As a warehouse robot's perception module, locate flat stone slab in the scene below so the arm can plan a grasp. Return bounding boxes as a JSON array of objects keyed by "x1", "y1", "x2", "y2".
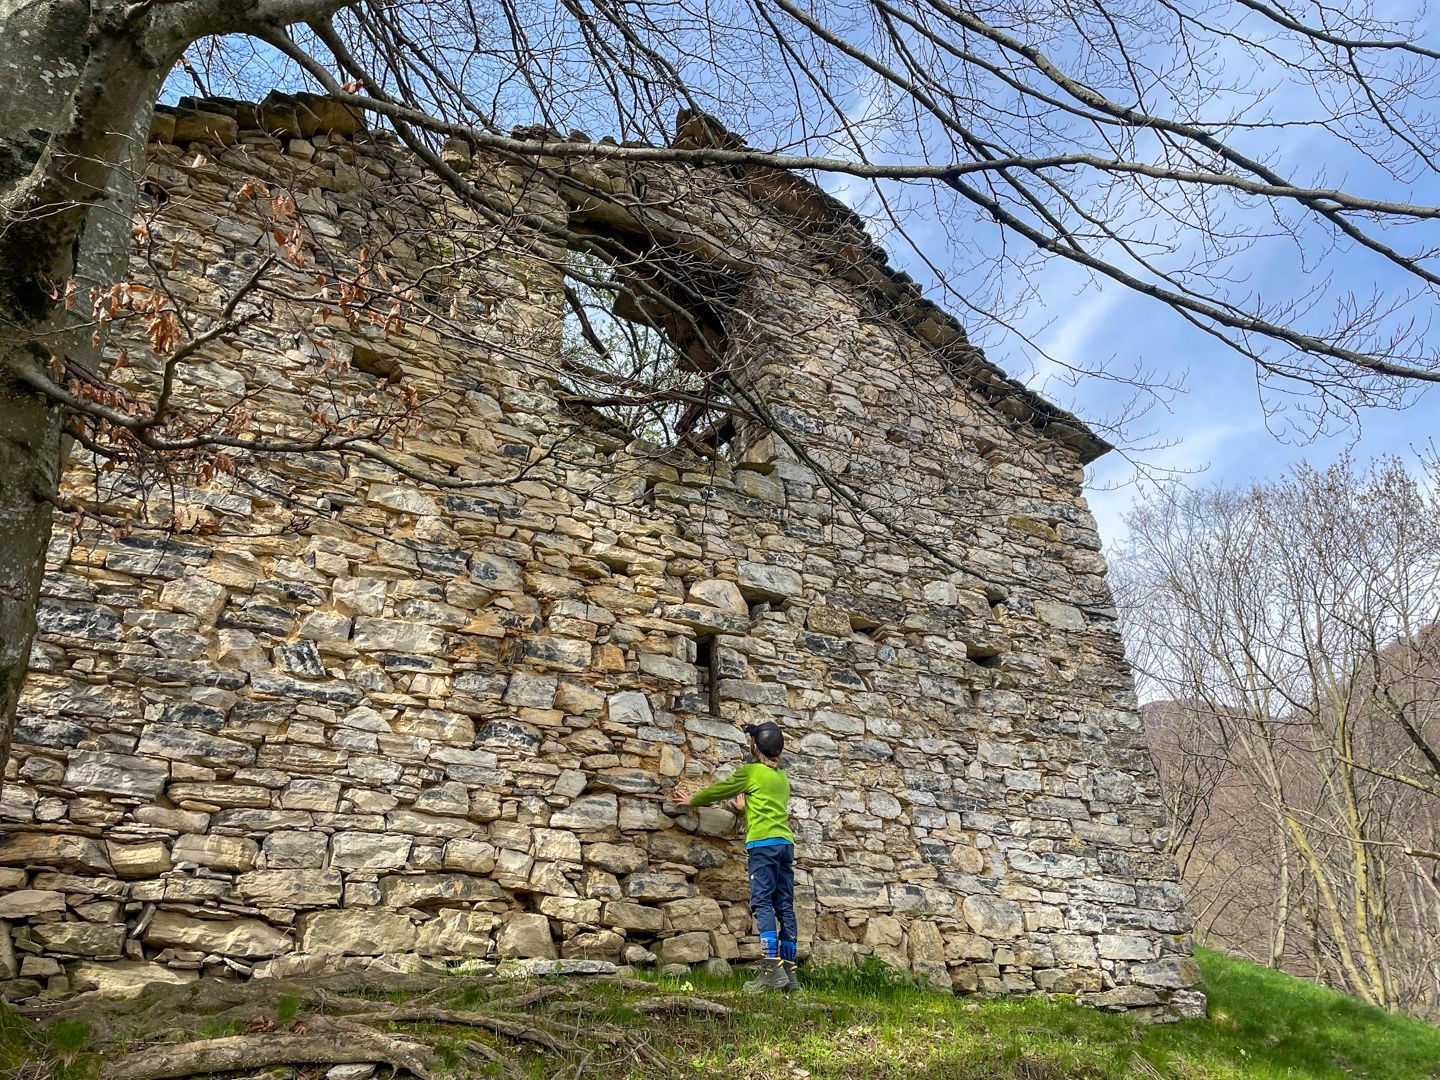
[{"x1": 497, "y1": 958, "x2": 618, "y2": 979}]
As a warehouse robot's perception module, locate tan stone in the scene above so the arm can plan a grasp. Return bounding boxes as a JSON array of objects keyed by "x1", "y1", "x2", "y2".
[
  {"x1": 145, "y1": 911, "x2": 292, "y2": 959},
  {"x1": 70, "y1": 961, "x2": 198, "y2": 997},
  {"x1": 172, "y1": 834, "x2": 259, "y2": 873},
  {"x1": 301, "y1": 910, "x2": 416, "y2": 956},
  {"x1": 496, "y1": 912, "x2": 556, "y2": 959},
  {"x1": 107, "y1": 840, "x2": 173, "y2": 879}
]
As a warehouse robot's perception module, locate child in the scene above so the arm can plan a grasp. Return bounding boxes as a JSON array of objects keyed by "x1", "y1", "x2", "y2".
[{"x1": 670, "y1": 721, "x2": 797, "y2": 992}]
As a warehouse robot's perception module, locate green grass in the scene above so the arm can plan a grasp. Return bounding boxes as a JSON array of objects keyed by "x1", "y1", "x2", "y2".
[
  {"x1": 581, "y1": 949, "x2": 1440, "y2": 1079},
  {"x1": 3, "y1": 948, "x2": 1438, "y2": 1079}
]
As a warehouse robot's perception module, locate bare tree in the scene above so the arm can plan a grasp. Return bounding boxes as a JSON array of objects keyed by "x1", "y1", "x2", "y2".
[
  {"x1": 1117, "y1": 456, "x2": 1440, "y2": 1016},
  {"x1": 6, "y1": 0, "x2": 1440, "y2": 764}
]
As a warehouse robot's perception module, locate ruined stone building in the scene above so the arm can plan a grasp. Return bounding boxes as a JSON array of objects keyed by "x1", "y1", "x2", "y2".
[{"x1": 0, "y1": 94, "x2": 1203, "y2": 1019}]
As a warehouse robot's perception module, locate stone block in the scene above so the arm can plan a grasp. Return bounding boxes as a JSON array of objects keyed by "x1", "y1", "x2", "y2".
[
  {"x1": 415, "y1": 910, "x2": 495, "y2": 955},
  {"x1": 606, "y1": 691, "x2": 654, "y2": 727},
  {"x1": 145, "y1": 911, "x2": 292, "y2": 958},
  {"x1": 264, "y1": 831, "x2": 328, "y2": 869},
  {"x1": 159, "y1": 577, "x2": 227, "y2": 625},
  {"x1": 302, "y1": 910, "x2": 416, "y2": 956},
  {"x1": 962, "y1": 895, "x2": 1023, "y2": 939},
  {"x1": 686, "y1": 579, "x2": 748, "y2": 613},
  {"x1": 0, "y1": 832, "x2": 112, "y2": 873},
  {"x1": 172, "y1": 833, "x2": 259, "y2": 873},
  {"x1": 63, "y1": 752, "x2": 167, "y2": 798},
  {"x1": 737, "y1": 562, "x2": 802, "y2": 600},
  {"x1": 1129, "y1": 955, "x2": 1202, "y2": 989},
  {"x1": 1097, "y1": 934, "x2": 1156, "y2": 961},
  {"x1": 495, "y1": 912, "x2": 556, "y2": 959},
  {"x1": 237, "y1": 870, "x2": 344, "y2": 907},
  {"x1": 602, "y1": 901, "x2": 664, "y2": 932},
  {"x1": 107, "y1": 840, "x2": 173, "y2": 879},
  {"x1": 663, "y1": 896, "x2": 724, "y2": 932},
  {"x1": 658, "y1": 931, "x2": 711, "y2": 964},
  {"x1": 331, "y1": 832, "x2": 413, "y2": 870},
  {"x1": 353, "y1": 618, "x2": 445, "y2": 654},
  {"x1": 0, "y1": 890, "x2": 64, "y2": 918},
  {"x1": 806, "y1": 605, "x2": 851, "y2": 637},
  {"x1": 69, "y1": 961, "x2": 197, "y2": 997},
  {"x1": 137, "y1": 726, "x2": 256, "y2": 769},
  {"x1": 585, "y1": 843, "x2": 647, "y2": 875},
  {"x1": 539, "y1": 896, "x2": 603, "y2": 923},
  {"x1": 281, "y1": 779, "x2": 342, "y2": 812},
  {"x1": 442, "y1": 840, "x2": 497, "y2": 874},
  {"x1": 550, "y1": 794, "x2": 618, "y2": 831},
  {"x1": 378, "y1": 873, "x2": 505, "y2": 907},
  {"x1": 813, "y1": 868, "x2": 888, "y2": 909},
  {"x1": 624, "y1": 871, "x2": 692, "y2": 902}
]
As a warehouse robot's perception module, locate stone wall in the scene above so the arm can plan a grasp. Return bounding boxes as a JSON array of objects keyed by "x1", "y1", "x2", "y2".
[{"x1": 0, "y1": 95, "x2": 1203, "y2": 1019}]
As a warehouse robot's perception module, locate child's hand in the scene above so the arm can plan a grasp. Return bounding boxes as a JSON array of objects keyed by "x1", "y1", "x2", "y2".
[
  {"x1": 664, "y1": 784, "x2": 694, "y2": 810},
  {"x1": 731, "y1": 794, "x2": 746, "y2": 813}
]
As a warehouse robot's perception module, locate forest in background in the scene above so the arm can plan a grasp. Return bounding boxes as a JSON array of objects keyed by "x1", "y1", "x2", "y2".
[{"x1": 1116, "y1": 454, "x2": 1440, "y2": 1019}]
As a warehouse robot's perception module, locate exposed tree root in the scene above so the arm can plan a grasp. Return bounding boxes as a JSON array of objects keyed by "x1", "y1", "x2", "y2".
[
  {"x1": 632, "y1": 994, "x2": 732, "y2": 1016},
  {"x1": 28, "y1": 969, "x2": 702, "y2": 1079},
  {"x1": 101, "y1": 1031, "x2": 435, "y2": 1080},
  {"x1": 338, "y1": 1005, "x2": 576, "y2": 1052},
  {"x1": 484, "y1": 983, "x2": 568, "y2": 1010}
]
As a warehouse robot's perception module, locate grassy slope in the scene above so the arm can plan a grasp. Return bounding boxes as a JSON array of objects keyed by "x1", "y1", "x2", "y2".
[{"x1": 3, "y1": 948, "x2": 1439, "y2": 1079}]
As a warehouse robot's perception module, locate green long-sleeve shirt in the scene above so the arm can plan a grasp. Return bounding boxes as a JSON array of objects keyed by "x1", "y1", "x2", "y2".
[{"x1": 689, "y1": 761, "x2": 794, "y2": 846}]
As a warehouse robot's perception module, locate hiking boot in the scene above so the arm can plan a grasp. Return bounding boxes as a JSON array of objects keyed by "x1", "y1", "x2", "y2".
[
  {"x1": 781, "y1": 959, "x2": 800, "y2": 992},
  {"x1": 743, "y1": 958, "x2": 792, "y2": 993}
]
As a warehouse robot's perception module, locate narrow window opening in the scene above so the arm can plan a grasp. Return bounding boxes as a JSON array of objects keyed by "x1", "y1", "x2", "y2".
[{"x1": 695, "y1": 634, "x2": 722, "y2": 717}]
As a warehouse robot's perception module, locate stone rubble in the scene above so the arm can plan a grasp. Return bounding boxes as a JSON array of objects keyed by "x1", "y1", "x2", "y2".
[{"x1": 0, "y1": 92, "x2": 1202, "y2": 1020}]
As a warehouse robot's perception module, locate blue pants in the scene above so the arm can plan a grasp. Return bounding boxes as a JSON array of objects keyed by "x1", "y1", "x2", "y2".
[{"x1": 747, "y1": 842, "x2": 796, "y2": 959}]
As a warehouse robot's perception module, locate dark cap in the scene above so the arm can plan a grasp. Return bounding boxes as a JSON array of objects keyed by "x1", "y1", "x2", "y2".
[{"x1": 743, "y1": 721, "x2": 784, "y2": 758}]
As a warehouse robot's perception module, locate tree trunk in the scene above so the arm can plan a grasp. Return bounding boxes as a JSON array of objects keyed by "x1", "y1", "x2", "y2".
[
  {"x1": 0, "y1": 1, "x2": 170, "y2": 779},
  {"x1": 0, "y1": 346, "x2": 66, "y2": 776}
]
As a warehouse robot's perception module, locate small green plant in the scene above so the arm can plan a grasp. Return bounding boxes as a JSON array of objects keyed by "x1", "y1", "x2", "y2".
[
  {"x1": 47, "y1": 1019, "x2": 91, "y2": 1054},
  {"x1": 275, "y1": 994, "x2": 300, "y2": 1024}
]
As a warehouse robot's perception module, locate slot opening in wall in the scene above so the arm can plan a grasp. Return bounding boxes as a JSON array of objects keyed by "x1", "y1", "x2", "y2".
[{"x1": 695, "y1": 633, "x2": 722, "y2": 718}]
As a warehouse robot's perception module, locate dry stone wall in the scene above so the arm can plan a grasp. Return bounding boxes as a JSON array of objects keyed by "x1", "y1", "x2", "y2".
[{"x1": 0, "y1": 94, "x2": 1203, "y2": 1019}]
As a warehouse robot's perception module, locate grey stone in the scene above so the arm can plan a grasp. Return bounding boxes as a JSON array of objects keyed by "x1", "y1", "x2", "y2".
[
  {"x1": 737, "y1": 561, "x2": 802, "y2": 600},
  {"x1": 137, "y1": 726, "x2": 256, "y2": 768},
  {"x1": 469, "y1": 553, "x2": 525, "y2": 592},
  {"x1": 264, "y1": 831, "x2": 328, "y2": 869},
  {"x1": 352, "y1": 618, "x2": 446, "y2": 654},
  {"x1": 550, "y1": 794, "x2": 618, "y2": 831},
  {"x1": 63, "y1": 752, "x2": 167, "y2": 798},
  {"x1": 607, "y1": 690, "x2": 654, "y2": 727},
  {"x1": 813, "y1": 868, "x2": 888, "y2": 908},
  {"x1": 236, "y1": 870, "x2": 343, "y2": 907},
  {"x1": 962, "y1": 895, "x2": 1024, "y2": 939}
]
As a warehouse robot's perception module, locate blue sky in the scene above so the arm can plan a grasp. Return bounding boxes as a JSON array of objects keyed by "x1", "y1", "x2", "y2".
[
  {"x1": 1028, "y1": 270, "x2": 1437, "y2": 549},
  {"x1": 806, "y1": 13, "x2": 1440, "y2": 553}
]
